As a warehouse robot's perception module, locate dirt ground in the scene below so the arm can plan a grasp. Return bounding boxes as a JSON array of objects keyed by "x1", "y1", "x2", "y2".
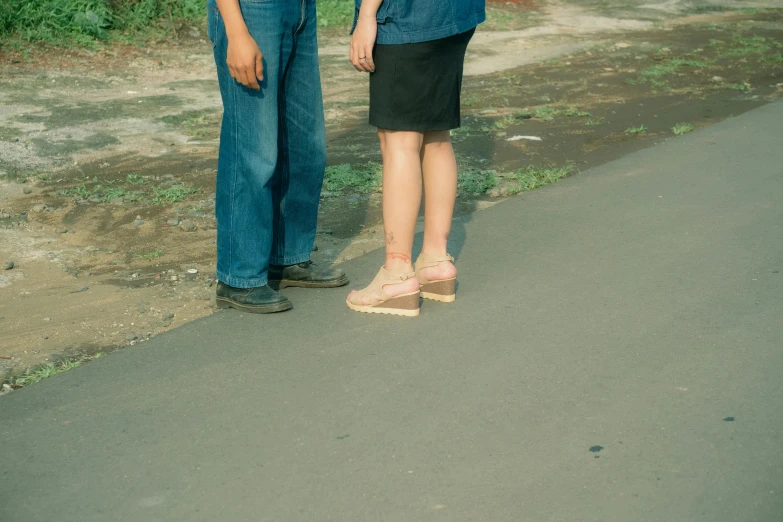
[{"x1": 1, "y1": 0, "x2": 781, "y2": 382}]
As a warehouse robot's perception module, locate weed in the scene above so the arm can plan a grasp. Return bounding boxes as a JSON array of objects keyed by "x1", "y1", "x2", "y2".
[
  {"x1": 585, "y1": 118, "x2": 605, "y2": 126},
  {"x1": 625, "y1": 125, "x2": 648, "y2": 135},
  {"x1": 534, "y1": 106, "x2": 560, "y2": 121},
  {"x1": 672, "y1": 122, "x2": 694, "y2": 135},
  {"x1": 565, "y1": 107, "x2": 591, "y2": 117},
  {"x1": 151, "y1": 184, "x2": 198, "y2": 203},
  {"x1": 507, "y1": 163, "x2": 574, "y2": 192},
  {"x1": 126, "y1": 173, "x2": 145, "y2": 185},
  {"x1": 134, "y1": 250, "x2": 164, "y2": 260},
  {"x1": 323, "y1": 162, "x2": 382, "y2": 193},
  {"x1": 641, "y1": 59, "x2": 709, "y2": 80},
  {"x1": 457, "y1": 169, "x2": 498, "y2": 195},
  {"x1": 494, "y1": 115, "x2": 517, "y2": 130},
  {"x1": 724, "y1": 34, "x2": 771, "y2": 56}
]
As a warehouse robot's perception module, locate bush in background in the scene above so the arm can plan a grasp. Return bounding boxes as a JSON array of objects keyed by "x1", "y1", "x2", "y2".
[{"x1": 0, "y1": 0, "x2": 354, "y2": 46}]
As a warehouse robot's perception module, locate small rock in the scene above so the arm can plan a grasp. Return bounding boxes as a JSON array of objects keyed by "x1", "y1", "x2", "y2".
[
  {"x1": 189, "y1": 27, "x2": 201, "y2": 38},
  {"x1": 163, "y1": 179, "x2": 181, "y2": 186},
  {"x1": 110, "y1": 197, "x2": 125, "y2": 204},
  {"x1": 163, "y1": 312, "x2": 174, "y2": 320},
  {"x1": 3, "y1": 261, "x2": 14, "y2": 270},
  {"x1": 32, "y1": 204, "x2": 49, "y2": 212},
  {"x1": 133, "y1": 215, "x2": 145, "y2": 226},
  {"x1": 167, "y1": 218, "x2": 181, "y2": 226},
  {"x1": 75, "y1": 286, "x2": 89, "y2": 292},
  {"x1": 711, "y1": 76, "x2": 723, "y2": 83},
  {"x1": 1, "y1": 383, "x2": 12, "y2": 395},
  {"x1": 67, "y1": 229, "x2": 75, "y2": 234},
  {"x1": 615, "y1": 42, "x2": 632, "y2": 49},
  {"x1": 179, "y1": 219, "x2": 197, "y2": 232},
  {"x1": 58, "y1": 228, "x2": 68, "y2": 234},
  {"x1": 23, "y1": 187, "x2": 33, "y2": 194},
  {"x1": 43, "y1": 317, "x2": 52, "y2": 322}
]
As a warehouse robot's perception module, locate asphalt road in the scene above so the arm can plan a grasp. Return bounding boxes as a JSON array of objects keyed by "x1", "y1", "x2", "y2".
[{"x1": 1, "y1": 101, "x2": 781, "y2": 522}]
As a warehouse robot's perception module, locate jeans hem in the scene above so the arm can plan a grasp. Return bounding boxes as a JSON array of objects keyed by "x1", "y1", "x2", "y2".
[
  {"x1": 269, "y1": 252, "x2": 312, "y2": 266},
  {"x1": 217, "y1": 272, "x2": 268, "y2": 289}
]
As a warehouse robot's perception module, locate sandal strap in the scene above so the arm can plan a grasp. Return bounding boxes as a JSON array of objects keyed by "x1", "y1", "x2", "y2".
[
  {"x1": 348, "y1": 266, "x2": 415, "y2": 305},
  {"x1": 414, "y1": 253, "x2": 454, "y2": 283}
]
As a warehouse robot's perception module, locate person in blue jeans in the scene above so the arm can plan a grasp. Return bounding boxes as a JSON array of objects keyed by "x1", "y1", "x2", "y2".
[
  {"x1": 345, "y1": 0, "x2": 485, "y2": 317},
  {"x1": 207, "y1": 0, "x2": 348, "y2": 314}
]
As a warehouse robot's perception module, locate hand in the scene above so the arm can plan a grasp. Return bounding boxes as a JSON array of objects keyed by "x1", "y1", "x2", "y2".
[
  {"x1": 350, "y1": 14, "x2": 377, "y2": 73},
  {"x1": 226, "y1": 31, "x2": 264, "y2": 90}
]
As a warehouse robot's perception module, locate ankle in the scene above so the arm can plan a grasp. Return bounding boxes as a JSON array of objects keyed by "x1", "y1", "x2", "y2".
[{"x1": 385, "y1": 254, "x2": 413, "y2": 274}]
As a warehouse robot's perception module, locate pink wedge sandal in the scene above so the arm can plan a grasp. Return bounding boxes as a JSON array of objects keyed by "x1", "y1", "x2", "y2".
[
  {"x1": 346, "y1": 267, "x2": 421, "y2": 317},
  {"x1": 415, "y1": 253, "x2": 457, "y2": 303}
]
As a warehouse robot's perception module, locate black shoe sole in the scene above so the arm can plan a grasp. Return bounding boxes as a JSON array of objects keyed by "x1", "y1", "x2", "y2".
[
  {"x1": 270, "y1": 275, "x2": 349, "y2": 290},
  {"x1": 215, "y1": 297, "x2": 293, "y2": 314}
]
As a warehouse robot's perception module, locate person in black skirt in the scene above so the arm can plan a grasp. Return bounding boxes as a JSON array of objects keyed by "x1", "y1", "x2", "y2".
[{"x1": 346, "y1": 0, "x2": 486, "y2": 317}]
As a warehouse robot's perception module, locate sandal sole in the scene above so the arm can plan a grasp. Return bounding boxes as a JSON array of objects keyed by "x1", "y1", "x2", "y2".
[
  {"x1": 419, "y1": 278, "x2": 456, "y2": 302},
  {"x1": 346, "y1": 291, "x2": 421, "y2": 317}
]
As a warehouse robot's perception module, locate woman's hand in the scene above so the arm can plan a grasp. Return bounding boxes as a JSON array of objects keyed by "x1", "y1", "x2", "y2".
[
  {"x1": 227, "y1": 31, "x2": 264, "y2": 90},
  {"x1": 350, "y1": 14, "x2": 377, "y2": 73}
]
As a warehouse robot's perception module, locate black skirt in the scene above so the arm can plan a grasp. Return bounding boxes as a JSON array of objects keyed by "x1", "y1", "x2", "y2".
[{"x1": 369, "y1": 29, "x2": 475, "y2": 132}]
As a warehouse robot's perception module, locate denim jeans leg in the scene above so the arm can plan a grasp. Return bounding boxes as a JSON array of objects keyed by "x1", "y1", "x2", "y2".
[
  {"x1": 269, "y1": 0, "x2": 327, "y2": 266},
  {"x1": 210, "y1": 1, "x2": 298, "y2": 288}
]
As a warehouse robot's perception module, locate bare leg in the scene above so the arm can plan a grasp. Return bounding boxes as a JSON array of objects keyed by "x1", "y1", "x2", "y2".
[
  {"x1": 419, "y1": 130, "x2": 458, "y2": 281},
  {"x1": 348, "y1": 129, "x2": 422, "y2": 304}
]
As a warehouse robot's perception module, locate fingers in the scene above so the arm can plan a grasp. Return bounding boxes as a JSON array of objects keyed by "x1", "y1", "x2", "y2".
[
  {"x1": 255, "y1": 53, "x2": 264, "y2": 83},
  {"x1": 349, "y1": 41, "x2": 364, "y2": 72},
  {"x1": 362, "y1": 45, "x2": 375, "y2": 73},
  {"x1": 228, "y1": 63, "x2": 260, "y2": 90}
]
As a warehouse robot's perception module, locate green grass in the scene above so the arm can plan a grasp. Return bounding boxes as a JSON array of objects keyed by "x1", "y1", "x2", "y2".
[
  {"x1": 493, "y1": 115, "x2": 517, "y2": 130},
  {"x1": 504, "y1": 163, "x2": 574, "y2": 194},
  {"x1": 126, "y1": 173, "x2": 145, "y2": 185},
  {"x1": 151, "y1": 184, "x2": 199, "y2": 204},
  {"x1": 585, "y1": 117, "x2": 605, "y2": 126},
  {"x1": 640, "y1": 59, "x2": 710, "y2": 80},
  {"x1": 4, "y1": 353, "x2": 105, "y2": 389},
  {"x1": 60, "y1": 176, "x2": 197, "y2": 204},
  {"x1": 565, "y1": 107, "x2": 591, "y2": 118},
  {"x1": 458, "y1": 169, "x2": 499, "y2": 195},
  {"x1": 134, "y1": 250, "x2": 164, "y2": 260},
  {"x1": 672, "y1": 122, "x2": 694, "y2": 135},
  {"x1": 533, "y1": 105, "x2": 561, "y2": 122},
  {"x1": 1, "y1": 0, "x2": 205, "y2": 45},
  {"x1": 323, "y1": 162, "x2": 382, "y2": 193},
  {"x1": 625, "y1": 125, "x2": 648, "y2": 135},
  {"x1": 316, "y1": 0, "x2": 353, "y2": 28},
  {"x1": 725, "y1": 82, "x2": 751, "y2": 91}
]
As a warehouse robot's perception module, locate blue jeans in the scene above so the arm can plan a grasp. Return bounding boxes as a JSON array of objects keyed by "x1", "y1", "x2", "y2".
[{"x1": 207, "y1": 0, "x2": 326, "y2": 288}]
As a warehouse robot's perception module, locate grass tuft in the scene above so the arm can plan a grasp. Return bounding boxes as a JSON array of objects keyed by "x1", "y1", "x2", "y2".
[
  {"x1": 625, "y1": 125, "x2": 648, "y2": 135},
  {"x1": 672, "y1": 122, "x2": 694, "y2": 135},
  {"x1": 323, "y1": 162, "x2": 382, "y2": 193}
]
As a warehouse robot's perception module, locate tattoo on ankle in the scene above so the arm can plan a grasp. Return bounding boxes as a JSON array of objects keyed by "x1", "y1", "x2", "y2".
[
  {"x1": 386, "y1": 252, "x2": 411, "y2": 263},
  {"x1": 386, "y1": 232, "x2": 396, "y2": 245}
]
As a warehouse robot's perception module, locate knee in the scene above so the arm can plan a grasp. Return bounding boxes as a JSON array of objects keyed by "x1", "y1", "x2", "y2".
[{"x1": 378, "y1": 130, "x2": 424, "y2": 155}]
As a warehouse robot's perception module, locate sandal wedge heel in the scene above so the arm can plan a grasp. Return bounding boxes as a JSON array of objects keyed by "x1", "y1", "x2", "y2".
[
  {"x1": 346, "y1": 267, "x2": 421, "y2": 317},
  {"x1": 415, "y1": 253, "x2": 457, "y2": 303}
]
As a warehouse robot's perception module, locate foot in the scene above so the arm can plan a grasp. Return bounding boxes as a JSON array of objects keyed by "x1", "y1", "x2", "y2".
[
  {"x1": 346, "y1": 266, "x2": 421, "y2": 317},
  {"x1": 216, "y1": 282, "x2": 293, "y2": 314},
  {"x1": 347, "y1": 273, "x2": 419, "y2": 306},
  {"x1": 419, "y1": 259, "x2": 457, "y2": 283},
  {"x1": 268, "y1": 260, "x2": 348, "y2": 289}
]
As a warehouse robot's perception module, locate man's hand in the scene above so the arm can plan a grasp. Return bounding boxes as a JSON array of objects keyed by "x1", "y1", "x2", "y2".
[
  {"x1": 350, "y1": 14, "x2": 377, "y2": 73},
  {"x1": 227, "y1": 32, "x2": 264, "y2": 90}
]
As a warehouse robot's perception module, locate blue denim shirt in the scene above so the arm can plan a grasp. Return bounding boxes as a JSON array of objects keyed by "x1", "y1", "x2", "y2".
[{"x1": 352, "y1": 0, "x2": 486, "y2": 44}]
